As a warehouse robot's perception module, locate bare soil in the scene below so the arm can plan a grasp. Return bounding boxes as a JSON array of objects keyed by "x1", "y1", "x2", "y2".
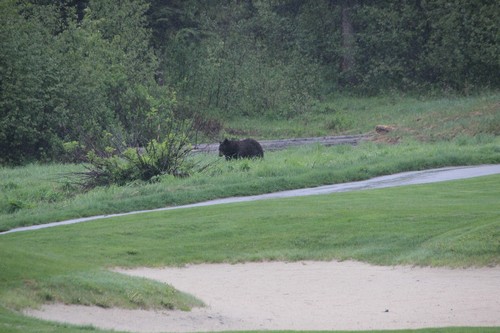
[
  {"x1": 193, "y1": 134, "x2": 371, "y2": 153},
  {"x1": 26, "y1": 261, "x2": 500, "y2": 332}
]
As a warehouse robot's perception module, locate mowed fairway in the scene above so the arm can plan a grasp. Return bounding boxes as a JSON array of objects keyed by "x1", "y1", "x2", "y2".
[{"x1": 0, "y1": 174, "x2": 499, "y2": 333}]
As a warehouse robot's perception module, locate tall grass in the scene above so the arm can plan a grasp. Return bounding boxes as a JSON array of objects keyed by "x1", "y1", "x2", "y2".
[
  {"x1": 1, "y1": 137, "x2": 499, "y2": 231},
  {"x1": 223, "y1": 92, "x2": 500, "y2": 139},
  {"x1": 2, "y1": 93, "x2": 499, "y2": 231}
]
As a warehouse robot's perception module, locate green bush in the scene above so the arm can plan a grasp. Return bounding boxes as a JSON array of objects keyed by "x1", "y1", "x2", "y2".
[{"x1": 76, "y1": 124, "x2": 194, "y2": 189}]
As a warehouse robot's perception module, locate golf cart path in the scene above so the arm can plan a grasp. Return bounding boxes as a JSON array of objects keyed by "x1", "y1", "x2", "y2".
[{"x1": 3, "y1": 164, "x2": 500, "y2": 235}]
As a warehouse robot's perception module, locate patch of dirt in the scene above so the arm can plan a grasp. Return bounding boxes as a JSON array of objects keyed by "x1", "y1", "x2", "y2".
[
  {"x1": 25, "y1": 261, "x2": 500, "y2": 332},
  {"x1": 375, "y1": 124, "x2": 396, "y2": 134},
  {"x1": 193, "y1": 134, "x2": 372, "y2": 153}
]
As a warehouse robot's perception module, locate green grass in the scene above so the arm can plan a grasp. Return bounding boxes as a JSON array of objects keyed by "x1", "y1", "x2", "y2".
[
  {"x1": 9, "y1": 174, "x2": 499, "y2": 268},
  {"x1": 223, "y1": 93, "x2": 500, "y2": 139},
  {"x1": 2, "y1": 138, "x2": 500, "y2": 232},
  {"x1": 1, "y1": 93, "x2": 499, "y2": 232},
  {"x1": 1, "y1": 93, "x2": 499, "y2": 332},
  {"x1": 0, "y1": 175, "x2": 499, "y2": 332}
]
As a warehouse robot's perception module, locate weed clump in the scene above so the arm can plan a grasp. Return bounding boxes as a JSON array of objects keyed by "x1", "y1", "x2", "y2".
[{"x1": 75, "y1": 137, "x2": 193, "y2": 189}]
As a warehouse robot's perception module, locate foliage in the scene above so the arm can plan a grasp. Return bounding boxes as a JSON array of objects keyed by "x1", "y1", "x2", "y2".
[
  {"x1": 351, "y1": 0, "x2": 500, "y2": 93},
  {"x1": 157, "y1": 1, "x2": 320, "y2": 118},
  {"x1": 1, "y1": 0, "x2": 499, "y2": 165},
  {"x1": 75, "y1": 120, "x2": 194, "y2": 189},
  {"x1": 0, "y1": 1, "x2": 63, "y2": 164},
  {"x1": 0, "y1": 0, "x2": 164, "y2": 165}
]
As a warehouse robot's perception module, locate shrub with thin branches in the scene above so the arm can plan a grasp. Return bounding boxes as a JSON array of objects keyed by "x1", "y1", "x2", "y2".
[{"x1": 74, "y1": 120, "x2": 194, "y2": 189}]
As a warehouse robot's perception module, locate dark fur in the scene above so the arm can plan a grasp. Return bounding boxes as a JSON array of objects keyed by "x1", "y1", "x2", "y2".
[{"x1": 219, "y1": 138, "x2": 264, "y2": 160}]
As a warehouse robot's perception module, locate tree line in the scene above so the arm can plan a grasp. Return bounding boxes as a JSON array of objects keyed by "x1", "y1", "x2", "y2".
[{"x1": 1, "y1": 0, "x2": 499, "y2": 165}]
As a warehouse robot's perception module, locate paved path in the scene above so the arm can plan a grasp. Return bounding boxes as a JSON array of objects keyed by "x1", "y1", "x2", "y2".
[{"x1": 2, "y1": 164, "x2": 499, "y2": 235}]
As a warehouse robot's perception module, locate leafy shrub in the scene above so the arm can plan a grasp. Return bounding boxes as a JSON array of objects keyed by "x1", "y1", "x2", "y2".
[
  {"x1": 60, "y1": 141, "x2": 87, "y2": 163},
  {"x1": 75, "y1": 123, "x2": 194, "y2": 189}
]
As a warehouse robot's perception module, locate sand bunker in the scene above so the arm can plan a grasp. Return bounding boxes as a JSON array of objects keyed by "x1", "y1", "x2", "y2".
[{"x1": 26, "y1": 261, "x2": 500, "y2": 332}]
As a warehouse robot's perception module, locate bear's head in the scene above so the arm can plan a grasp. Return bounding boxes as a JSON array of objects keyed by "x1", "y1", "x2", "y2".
[{"x1": 219, "y1": 139, "x2": 238, "y2": 159}]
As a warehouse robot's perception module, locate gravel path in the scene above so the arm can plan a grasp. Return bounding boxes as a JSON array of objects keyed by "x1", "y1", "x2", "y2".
[{"x1": 193, "y1": 134, "x2": 371, "y2": 153}]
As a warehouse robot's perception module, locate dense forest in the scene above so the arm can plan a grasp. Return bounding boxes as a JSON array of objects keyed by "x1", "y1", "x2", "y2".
[{"x1": 1, "y1": 0, "x2": 499, "y2": 165}]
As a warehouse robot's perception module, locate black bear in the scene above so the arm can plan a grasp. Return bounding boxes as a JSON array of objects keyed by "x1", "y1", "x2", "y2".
[{"x1": 219, "y1": 138, "x2": 264, "y2": 160}]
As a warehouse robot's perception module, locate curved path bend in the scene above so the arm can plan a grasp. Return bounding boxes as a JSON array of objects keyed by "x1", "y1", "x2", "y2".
[{"x1": 2, "y1": 164, "x2": 499, "y2": 235}]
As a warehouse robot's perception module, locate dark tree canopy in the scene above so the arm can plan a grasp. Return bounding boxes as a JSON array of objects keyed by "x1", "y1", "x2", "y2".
[{"x1": 1, "y1": 0, "x2": 498, "y2": 164}]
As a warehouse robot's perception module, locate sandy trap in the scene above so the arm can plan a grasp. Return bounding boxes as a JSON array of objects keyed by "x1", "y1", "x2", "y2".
[{"x1": 26, "y1": 261, "x2": 500, "y2": 332}]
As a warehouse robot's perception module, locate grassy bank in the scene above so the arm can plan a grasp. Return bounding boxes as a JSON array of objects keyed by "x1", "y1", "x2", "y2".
[
  {"x1": 0, "y1": 174, "x2": 499, "y2": 332},
  {"x1": 223, "y1": 92, "x2": 500, "y2": 139},
  {"x1": 0, "y1": 93, "x2": 499, "y2": 332},
  {"x1": 2, "y1": 93, "x2": 499, "y2": 232},
  {"x1": 2, "y1": 138, "x2": 500, "y2": 232}
]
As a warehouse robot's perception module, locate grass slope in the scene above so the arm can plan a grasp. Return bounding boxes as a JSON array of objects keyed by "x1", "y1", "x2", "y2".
[
  {"x1": 1, "y1": 93, "x2": 499, "y2": 231},
  {"x1": 0, "y1": 175, "x2": 498, "y2": 333},
  {"x1": 224, "y1": 93, "x2": 500, "y2": 139},
  {"x1": 1, "y1": 93, "x2": 499, "y2": 332},
  {"x1": 2, "y1": 138, "x2": 500, "y2": 232}
]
